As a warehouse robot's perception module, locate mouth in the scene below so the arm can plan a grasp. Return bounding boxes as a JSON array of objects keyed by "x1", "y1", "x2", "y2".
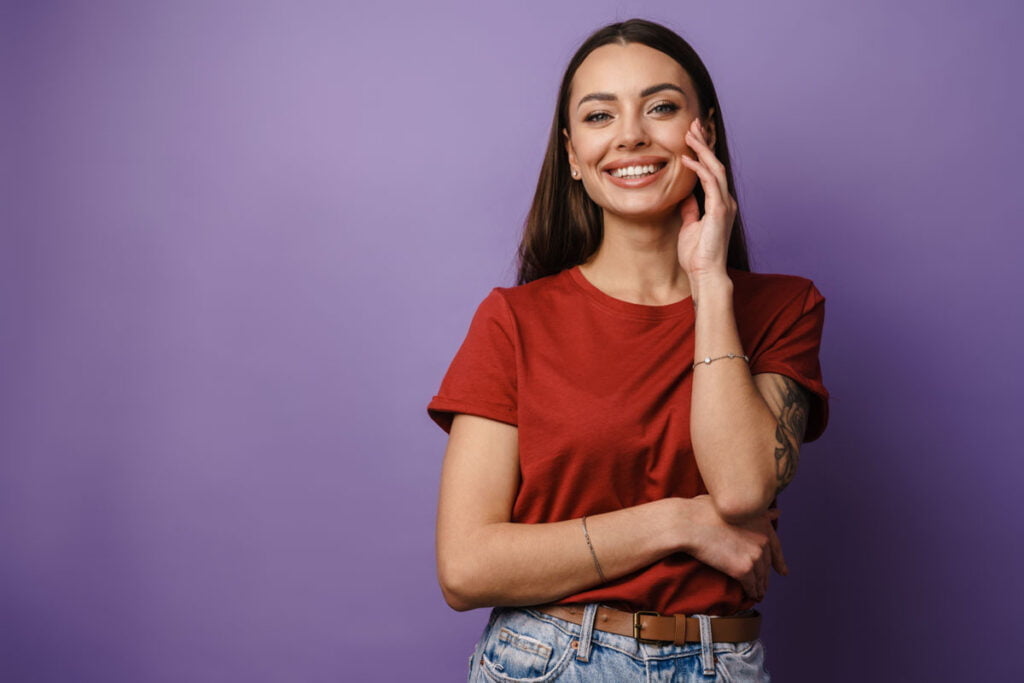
[
  {"x1": 603, "y1": 160, "x2": 669, "y2": 188},
  {"x1": 605, "y1": 162, "x2": 668, "y2": 179}
]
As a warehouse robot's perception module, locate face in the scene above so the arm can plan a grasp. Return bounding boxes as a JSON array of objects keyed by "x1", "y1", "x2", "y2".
[{"x1": 563, "y1": 42, "x2": 715, "y2": 224}]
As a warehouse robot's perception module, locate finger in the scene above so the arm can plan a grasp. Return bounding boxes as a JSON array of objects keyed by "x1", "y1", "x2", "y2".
[
  {"x1": 685, "y1": 125, "x2": 729, "y2": 207},
  {"x1": 760, "y1": 544, "x2": 771, "y2": 597},
  {"x1": 687, "y1": 117, "x2": 726, "y2": 173},
  {"x1": 679, "y1": 154, "x2": 725, "y2": 216},
  {"x1": 740, "y1": 569, "x2": 758, "y2": 601},
  {"x1": 750, "y1": 552, "x2": 765, "y2": 602},
  {"x1": 751, "y1": 542, "x2": 767, "y2": 600},
  {"x1": 689, "y1": 118, "x2": 729, "y2": 195},
  {"x1": 679, "y1": 151, "x2": 729, "y2": 230},
  {"x1": 768, "y1": 526, "x2": 788, "y2": 576}
]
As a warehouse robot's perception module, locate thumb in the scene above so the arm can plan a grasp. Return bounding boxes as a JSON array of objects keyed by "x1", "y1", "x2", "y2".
[{"x1": 679, "y1": 193, "x2": 700, "y2": 227}]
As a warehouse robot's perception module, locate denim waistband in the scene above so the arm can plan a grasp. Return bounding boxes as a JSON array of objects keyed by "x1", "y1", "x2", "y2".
[{"x1": 511, "y1": 604, "x2": 758, "y2": 673}]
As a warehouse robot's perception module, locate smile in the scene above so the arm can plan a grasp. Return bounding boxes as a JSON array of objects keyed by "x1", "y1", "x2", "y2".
[
  {"x1": 603, "y1": 162, "x2": 668, "y2": 188},
  {"x1": 607, "y1": 163, "x2": 666, "y2": 178}
]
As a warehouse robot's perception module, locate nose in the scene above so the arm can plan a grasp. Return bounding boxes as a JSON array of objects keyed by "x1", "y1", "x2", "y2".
[{"x1": 615, "y1": 111, "x2": 648, "y2": 150}]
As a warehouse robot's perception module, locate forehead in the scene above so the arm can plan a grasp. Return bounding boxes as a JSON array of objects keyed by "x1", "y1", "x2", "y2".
[{"x1": 569, "y1": 42, "x2": 694, "y2": 104}]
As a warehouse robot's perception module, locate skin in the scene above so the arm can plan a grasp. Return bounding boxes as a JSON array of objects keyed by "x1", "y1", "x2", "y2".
[
  {"x1": 565, "y1": 43, "x2": 707, "y2": 246},
  {"x1": 436, "y1": 42, "x2": 810, "y2": 612}
]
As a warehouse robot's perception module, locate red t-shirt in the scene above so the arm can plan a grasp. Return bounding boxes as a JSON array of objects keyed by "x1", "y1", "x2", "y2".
[{"x1": 427, "y1": 265, "x2": 829, "y2": 616}]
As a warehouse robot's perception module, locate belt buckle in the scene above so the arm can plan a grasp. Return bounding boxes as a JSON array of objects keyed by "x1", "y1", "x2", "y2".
[{"x1": 632, "y1": 610, "x2": 662, "y2": 644}]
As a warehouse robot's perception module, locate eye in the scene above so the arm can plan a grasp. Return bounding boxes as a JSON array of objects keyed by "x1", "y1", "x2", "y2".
[
  {"x1": 650, "y1": 102, "x2": 680, "y2": 115},
  {"x1": 583, "y1": 111, "x2": 611, "y2": 123}
]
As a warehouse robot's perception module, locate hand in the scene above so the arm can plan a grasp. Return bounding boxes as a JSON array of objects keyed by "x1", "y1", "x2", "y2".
[
  {"x1": 676, "y1": 117, "x2": 737, "y2": 283},
  {"x1": 683, "y1": 495, "x2": 788, "y2": 602}
]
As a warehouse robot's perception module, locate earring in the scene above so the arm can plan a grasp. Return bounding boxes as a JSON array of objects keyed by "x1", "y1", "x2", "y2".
[{"x1": 571, "y1": 168, "x2": 579, "y2": 178}]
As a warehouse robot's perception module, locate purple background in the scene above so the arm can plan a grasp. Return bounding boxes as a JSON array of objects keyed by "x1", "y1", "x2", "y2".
[{"x1": 2, "y1": 1, "x2": 1021, "y2": 681}]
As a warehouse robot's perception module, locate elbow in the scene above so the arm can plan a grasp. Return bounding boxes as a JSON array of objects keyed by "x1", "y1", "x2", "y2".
[
  {"x1": 437, "y1": 555, "x2": 485, "y2": 612},
  {"x1": 712, "y1": 485, "x2": 776, "y2": 525},
  {"x1": 440, "y1": 587, "x2": 476, "y2": 613},
  {"x1": 708, "y1": 439, "x2": 782, "y2": 523},
  {"x1": 439, "y1": 582, "x2": 476, "y2": 613}
]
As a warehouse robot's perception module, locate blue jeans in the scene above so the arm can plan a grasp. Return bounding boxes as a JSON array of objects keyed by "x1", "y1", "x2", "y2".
[{"x1": 466, "y1": 604, "x2": 770, "y2": 682}]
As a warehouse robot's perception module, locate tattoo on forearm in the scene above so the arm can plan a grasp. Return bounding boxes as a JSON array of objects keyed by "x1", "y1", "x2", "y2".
[{"x1": 770, "y1": 378, "x2": 809, "y2": 494}]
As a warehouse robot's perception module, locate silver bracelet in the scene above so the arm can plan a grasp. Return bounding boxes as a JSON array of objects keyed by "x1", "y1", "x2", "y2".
[
  {"x1": 580, "y1": 516, "x2": 607, "y2": 583},
  {"x1": 692, "y1": 352, "x2": 750, "y2": 370}
]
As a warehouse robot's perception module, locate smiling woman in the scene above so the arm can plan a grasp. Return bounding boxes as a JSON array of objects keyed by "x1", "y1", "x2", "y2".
[
  {"x1": 427, "y1": 18, "x2": 829, "y2": 682},
  {"x1": 565, "y1": 44, "x2": 704, "y2": 222},
  {"x1": 519, "y1": 19, "x2": 751, "y2": 287}
]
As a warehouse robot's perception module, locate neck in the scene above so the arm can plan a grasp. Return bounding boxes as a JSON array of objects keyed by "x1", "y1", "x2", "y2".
[{"x1": 580, "y1": 207, "x2": 691, "y2": 305}]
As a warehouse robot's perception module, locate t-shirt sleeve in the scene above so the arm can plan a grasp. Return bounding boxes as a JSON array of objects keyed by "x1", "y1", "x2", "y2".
[
  {"x1": 426, "y1": 288, "x2": 518, "y2": 434},
  {"x1": 749, "y1": 281, "x2": 830, "y2": 442}
]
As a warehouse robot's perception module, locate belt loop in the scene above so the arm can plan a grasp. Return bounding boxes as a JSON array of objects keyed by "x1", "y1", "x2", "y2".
[
  {"x1": 697, "y1": 614, "x2": 715, "y2": 675},
  {"x1": 575, "y1": 603, "x2": 599, "y2": 662},
  {"x1": 672, "y1": 614, "x2": 688, "y2": 645}
]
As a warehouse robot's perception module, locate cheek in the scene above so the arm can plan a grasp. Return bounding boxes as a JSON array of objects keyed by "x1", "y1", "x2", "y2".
[
  {"x1": 657, "y1": 131, "x2": 701, "y2": 190},
  {"x1": 653, "y1": 120, "x2": 690, "y2": 146},
  {"x1": 567, "y1": 130, "x2": 604, "y2": 163},
  {"x1": 577, "y1": 141, "x2": 607, "y2": 168},
  {"x1": 666, "y1": 159, "x2": 701, "y2": 203},
  {"x1": 668, "y1": 169, "x2": 699, "y2": 204}
]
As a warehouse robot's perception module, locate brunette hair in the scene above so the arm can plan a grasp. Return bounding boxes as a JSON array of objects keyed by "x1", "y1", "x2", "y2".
[{"x1": 516, "y1": 18, "x2": 751, "y2": 285}]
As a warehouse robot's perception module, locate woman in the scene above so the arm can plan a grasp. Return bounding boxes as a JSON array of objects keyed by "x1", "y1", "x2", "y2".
[{"x1": 427, "y1": 18, "x2": 828, "y2": 681}]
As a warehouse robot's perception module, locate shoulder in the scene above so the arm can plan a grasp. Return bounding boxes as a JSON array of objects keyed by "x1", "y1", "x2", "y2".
[
  {"x1": 728, "y1": 269, "x2": 826, "y2": 336},
  {"x1": 729, "y1": 268, "x2": 824, "y2": 310},
  {"x1": 729, "y1": 268, "x2": 821, "y2": 298},
  {"x1": 487, "y1": 267, "x2": 578, "y2": 316},
  {"x1": 461, "y1": 268, "x2": 577, "y2": 337}
]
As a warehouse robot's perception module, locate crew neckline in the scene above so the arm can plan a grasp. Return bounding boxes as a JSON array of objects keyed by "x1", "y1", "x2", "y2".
[{"x1": 566, "y1": 264, "x2": 694, "y2": 320}]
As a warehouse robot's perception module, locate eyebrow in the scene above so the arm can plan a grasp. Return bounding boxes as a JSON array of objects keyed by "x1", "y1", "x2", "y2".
[{"x1": 576, "y1": 83, "x2": 688, "y2": 110}]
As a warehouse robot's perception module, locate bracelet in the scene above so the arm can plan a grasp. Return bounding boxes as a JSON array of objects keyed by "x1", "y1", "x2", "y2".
[
  {"x1": 692, "y1": 352, "x2": 750, "y2": 370},
  {"x1": 580, "y1": 516, "x2": 607, "y2": 583}
]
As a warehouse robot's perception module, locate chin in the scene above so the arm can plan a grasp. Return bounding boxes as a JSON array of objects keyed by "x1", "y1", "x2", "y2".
[{"x1": 604, "y1": 200, "x2": 682, "y2": 225}]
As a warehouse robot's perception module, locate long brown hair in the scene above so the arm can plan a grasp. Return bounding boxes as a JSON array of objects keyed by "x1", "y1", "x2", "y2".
[{"x1": 517, "y1": 18, "x2": 751, "y2": 285}]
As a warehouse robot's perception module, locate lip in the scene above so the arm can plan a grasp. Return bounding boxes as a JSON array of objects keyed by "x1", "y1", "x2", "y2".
[
  {"x1": 602, "y1": 155, "x2": 669, "y2": 172},
  {"x1": 603, "y1": 156, "x2": 670, "y2": 188}
]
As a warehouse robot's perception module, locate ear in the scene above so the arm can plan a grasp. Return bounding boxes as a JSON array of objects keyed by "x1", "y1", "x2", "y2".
[
  {"x1": 704, "y1": 108, "x2": 717, "y2": 150},
  {"x1": 563, "y1": 128, "x2": 579, "y2": 173}
]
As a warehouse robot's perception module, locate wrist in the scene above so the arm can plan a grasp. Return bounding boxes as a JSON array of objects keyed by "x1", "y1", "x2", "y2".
[
  {"x1": 689, "y1": 271, "x2": 733, "y2": 306},
  {"x1": 663, "y1": 497, "x2": 701, "y2": 554}
]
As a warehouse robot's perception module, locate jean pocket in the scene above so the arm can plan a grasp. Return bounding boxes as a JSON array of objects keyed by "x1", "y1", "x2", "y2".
[
  {"x1": 478, "y1": 610, "x2": 575, "y2": 682},
  {"x1": 713, "y1": 639, "x2": 769, "y2": 682}
]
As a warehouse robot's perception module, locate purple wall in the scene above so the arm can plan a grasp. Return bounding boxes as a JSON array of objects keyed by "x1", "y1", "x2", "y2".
[{"x1": 3, "y1": 1, "x2": 1021, "y2": 680}]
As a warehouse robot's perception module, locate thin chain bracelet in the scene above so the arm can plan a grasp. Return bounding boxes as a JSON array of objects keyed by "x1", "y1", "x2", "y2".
[
  {"x1": 692, "y1": 352, "x2": 750, "y2": 370},
  {"x1": 580, "y1": 516, "x2": 607, "y2": 583}
]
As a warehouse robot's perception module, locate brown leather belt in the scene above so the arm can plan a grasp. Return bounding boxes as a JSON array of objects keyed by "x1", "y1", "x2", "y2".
[{"x1": 533, "y1": 604, "x2": 760, "y2": 645}]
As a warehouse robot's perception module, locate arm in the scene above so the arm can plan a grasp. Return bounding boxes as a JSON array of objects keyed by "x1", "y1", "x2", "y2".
[
  {"x1": 752, "y1": 371, "x2": 810, "y2": 497},
  {"x1": 689, "y1": 276, "x2": 811, "y2": 522},
  {"x1": 678, "y1": 116, "x2": 811, "y2": 523},
  {"x1": 436, "y1": 414, "x2": 679, "y2": 611},
  {"x1": 435, "y1": 413, "x2": 784, "y2": 610}
]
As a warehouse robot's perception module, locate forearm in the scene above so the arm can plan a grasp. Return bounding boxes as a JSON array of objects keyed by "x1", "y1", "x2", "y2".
[
  {"x1": 439, "y1": 498, "x2": 685, "y2": 611},
  {"x1": 690, "y1": 273, "x2": 778, "y2": 520}
]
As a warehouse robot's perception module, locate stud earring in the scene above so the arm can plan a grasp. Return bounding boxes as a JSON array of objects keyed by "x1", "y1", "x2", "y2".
[{"x1": 571, "y1": 168, "x2": 579, "y2": 178}]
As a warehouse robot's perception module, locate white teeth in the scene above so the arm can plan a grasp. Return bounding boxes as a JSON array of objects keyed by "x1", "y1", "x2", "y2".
[{"x1": 609, "y1": 163, "x2": 663, "y2": 178}]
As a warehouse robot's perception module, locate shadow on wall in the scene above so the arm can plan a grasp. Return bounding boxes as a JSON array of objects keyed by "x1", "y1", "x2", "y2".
[{"x1": 760, "y1": 284, "x2": 966, "y2": 681}]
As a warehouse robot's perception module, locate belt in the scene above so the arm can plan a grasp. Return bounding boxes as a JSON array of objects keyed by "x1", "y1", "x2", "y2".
[{"x1": 533, "y1": 604, "x2": 761, "y2": 645}]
